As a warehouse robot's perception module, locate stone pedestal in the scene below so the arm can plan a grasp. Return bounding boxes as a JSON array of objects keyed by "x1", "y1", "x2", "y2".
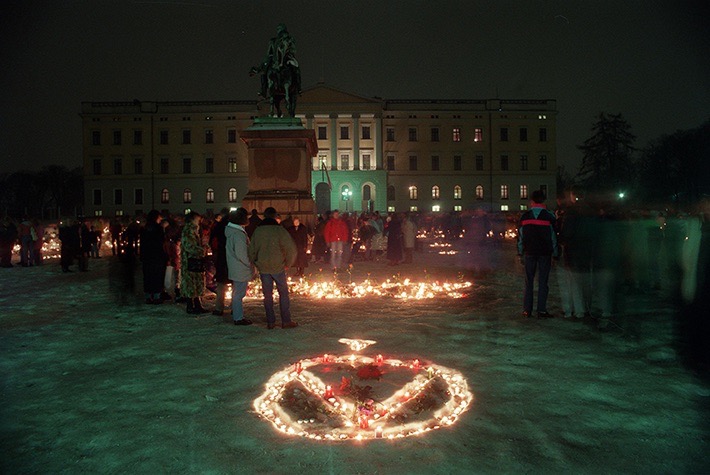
[{"x1": 240, "y1": 119, "x2": 318, "y2": 225}]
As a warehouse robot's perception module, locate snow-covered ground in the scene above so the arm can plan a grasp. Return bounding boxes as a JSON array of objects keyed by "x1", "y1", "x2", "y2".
[{"x1": 1, "y1": 243, "x2": 708, "y2": 474}]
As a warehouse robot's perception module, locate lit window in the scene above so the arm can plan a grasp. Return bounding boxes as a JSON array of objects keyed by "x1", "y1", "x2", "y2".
[
  {"x1": 228, "y1": 188, "x2": 237, "y2": 202},
  {"x1": 161, "y1": 188, "x2": 169, "y2": 204},
  {"x1": 94, "y1": 210, "x2": 103, "y2": 217},
  {"x1": 183, "y1": 188, "x2": 192, "y2": 204},
  {"x1": 474, "y1": 127, "x2": 483, "y2": 142},
  {"x1": 432, "y1": 205, "x2": 441, "y2": 212},
  {"x1": 409, "y1": 186, "x2": 418, "y2": 200},
  {"x1": 501, "y1": 185, "x2": 509, "y2": 200},
  {"x1": 387, "y1": 206, "x2": 395, "y2": 212},
  {"x1": 206, "y1": 188, "x2": 215, "y2": 203},
  {"x1": 452, "y1": 127, "x2": 461, "y2": 142},
  {"x1": 432, "y1": 185, "x2": 440, "y2": 200},
  {"x1": 520, "y1": 185, "x2": 528, "y2": 200},
  {"x1": 501, "y1": 204, "x2": 509, "y2": 211},
  {"x1": 454, "y1": 185, "x2": 462, "y2": 200},
  {"x1": 228, "y1": 156, "x2": 237, "y2": 173},
  {"x1": 410, "y1": 206, "x2": 418, "y2": 212},
  {"x1": 520, "y1": 204, "x2": 528, "y2": 211},
  {"x1": 453, "y1": 205, "x2": 462, "y2": 211},
  {"x1": 475, "y1": 185, "x2": 484, "y2": 200}
]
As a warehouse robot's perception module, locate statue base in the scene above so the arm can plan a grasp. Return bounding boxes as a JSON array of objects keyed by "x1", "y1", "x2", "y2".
[{"x1": 247, "y1": 116, "x2": 304, "y2": 130}]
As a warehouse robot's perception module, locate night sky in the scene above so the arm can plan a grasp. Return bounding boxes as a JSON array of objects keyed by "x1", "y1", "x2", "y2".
[{"x1": 0, "y1": 0, "x2": 707, "y2": 173}]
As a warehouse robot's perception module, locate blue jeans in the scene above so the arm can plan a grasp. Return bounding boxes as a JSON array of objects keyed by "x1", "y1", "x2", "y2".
[
  {"x1": 231, "y1": 280, "x2": 249, "y2": 322},
  {"x1": 259, "y1": 272, "x2": 292, "y2": 325},
  {"x1": 524, "y1": 255, "x2": 552, "y2": 313}
]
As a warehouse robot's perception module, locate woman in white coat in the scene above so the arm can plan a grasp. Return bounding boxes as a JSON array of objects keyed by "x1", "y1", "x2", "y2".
[{"x1": 225, "y1": 208, "x2": 254, "y2": 326}]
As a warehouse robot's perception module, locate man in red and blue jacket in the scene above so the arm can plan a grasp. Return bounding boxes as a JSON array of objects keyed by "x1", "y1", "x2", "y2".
[{"x1": 517, "y1": 190, "x2": 558, "y2": 318}]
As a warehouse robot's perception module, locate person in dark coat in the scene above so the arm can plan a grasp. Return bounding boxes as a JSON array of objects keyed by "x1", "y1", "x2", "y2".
[
  {"x1": 209, "y1": 209, "x2": 230, "y2": 315},
  {"x1": 287, "y1": 217, "x2": 310, "y2": 277},
  {"x1": 385, "y1": 213, "x2": 403, "y2": 266},
  {"x1": 140, "y1": 210, "x2": 168, "y2": 304},
  {"x1": 78, "y1": 220, "x2": 92, "y2": 271},
  {"x1": 0, "y1": 216, "x2": 18, "y2": 268},
  {"x1": 245, "y1": 209, "x2": 262, "y2": 238},
  {"x1": 59, "y1": 218, "x2": 80, "y2": 273},
  {"x1": 311, "y1": 215, "x2": 328, "y2": 263}
]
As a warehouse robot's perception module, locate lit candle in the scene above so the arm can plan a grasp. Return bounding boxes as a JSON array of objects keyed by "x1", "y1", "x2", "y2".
[
  {"x1": 376, "y1": 354, "x2": 384, "y2": 365},
  {"x1": 359, "y1": 414, "x2": 369, "y2": 429},
  {"x1": 324, "y1": 385, "x2": 334, "y2": 399},
  {"x1": 375, "y1": 426, "x2": 383, "y2": 438}
]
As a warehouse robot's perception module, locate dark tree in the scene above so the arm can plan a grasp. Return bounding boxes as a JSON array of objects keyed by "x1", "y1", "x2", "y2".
[
  {"x1": 576, "y1": 113, "x2": 636, "y2": 194},
  {"x1": 638, "y1": 120, "x2": 710, "y2": 207}
]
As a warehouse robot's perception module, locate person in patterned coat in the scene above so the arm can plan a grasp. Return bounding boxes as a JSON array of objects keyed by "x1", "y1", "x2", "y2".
[{"x1": 180, "y1": 211, "x2": 208, "y2": 314}]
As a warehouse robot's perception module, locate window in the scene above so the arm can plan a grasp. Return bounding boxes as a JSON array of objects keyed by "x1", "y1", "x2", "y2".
[
  {"x1": 205, "y1": 129, "x2": 214, "y2": 144},
  {"x1": 316, "y1": 153, "x2": 328, "y2": 170},
  {"x1": 160, "y1": 157, "x2": 169, "y2": 174},
  {"x1": 94, "y1": 210, "x2": 103, "y2": 217},
  {"x1": 386, "y1": 155, "x2": 395, "y2": 171},
  {"x1": 228, "y1": 156, "x2": 237, "y2": 173},
  {"x1": 452, "y1": 127, "x2": 461, "y2": 142},
  {"x1": 134, "y1": 188, "x2": 143, "y2": 205},
  {"x1": 432, "y1": 185, "x2": 440, "y2": 200},
  {"x1": 113, "y1": 130, "x2": 122, "y2": 145},
  {"x1": 453, "y1": 205, "x2": 462, "y2": 211},
  {"x1": 227, "y1": 129, "x2": 237, "y2": 143},
  {"x1": 431, "y1": 155, "x2": 440, "y2": 171},
  {"x1": 161, "y1": 188, "x2": 169, "y2": 204},
  {"x1": 182, "y1": 157, "x2": 191, "y2": 174},
  {"x1": 205, "y1": 156, "x2": 214, "y2": 173},
  {"x1": 501, "y1": 204, "x2": 509, "y2": 211},
  {"x1": 388, "y1": 206, "x2": 396, "y2": 212},
  {"x1": 474, "y1": 127, "x2": 483, "y2": 142},
  {"x1": 475, "y1": 155, "x2": 484, "y2": 171},
  {"x1": 408, "y1": 127, "x2": 417, "y2": 142},
  {"x1": 93, "y1": 189, "x2": 102, "y2": 205},
  {"x1": 432, "y1": 205, "x2": 441, "y2": 212},
  {"x1": 114, "y1": 158, "x2": 122, "y2": 175},
  {"x1": 409, "y1": 206, "x2": 418, "y2": 212},
  {"x1": 454, "y1": 185, "x2": 462, "y2": 200},
  {"x1": 182, "y1": 130, "x2": 191, "y2": 144},
  {"x1": 431, "y1": 127, "x2": 440, "y2": 142},
  {"x1": 363, "y1": 184, "x2": 372, "y2": 201},
  {"x1": 386, "y1": 127, "x2": 395, "y2": 142},
  {"x1": 317, "y1": 126, "x2": 327, "y2": 140},
  {"x1": 475, "y1": 185, "x2": 484, "y2": 200},
  {"x1": 362, "y1": 126, "x2": 371, "y2": 140},
  {"x1": 520, "y1": 185, "x2": 528, "y2": 200},
  {"x1": 387, "y1": 185, "x2": 395, "y2": 201},
  {"x1": 501, "y1": 185, "x2": 509, "y2": 200},
  {"x1": 228, "y1": 188, "x2": 237, "y2": 202},
  {"x1": 183, "y1": 188, "x2": 192, "y2": 203},
  {"x1": 160, "y1": 130, "x2": 168, "y2": 145},
  {"x1": 92, "y1": 158, "x2": 101, "y2": 175},
  {"x1": 340, "y1": 126, "x2": 349, "y2": 140},
  {"x1": 409, "y1": 155, "x2": 417, "y2": 171},
  {"x1": 409, "y1": 186, "x2": 418, "y2": 200},
  {"x1": 133, "y1": 130, "x2": 142, "y2": 145},
  {"x1": 539, "y1": 155, "x2": 548, "y2": 170},
  {"x1": 362, "y1": 154, "x2": 371, "y2": 170},
  {"x1": 501, "y1": 155, "x2": 509, "y2": 171},
  {"x1": 539, "y1": 127, "x2": 548, "y2": 142},
  {"x1": 340, "y1": 154, "x2": 350, "y2": 170},
  {"x1": 540, "y1": 185, "x2": 548, "y2": 199},
  {"x1": 520, "y1": 204, "x2": 528, "y2": 211},
  {"x1": 114, "y1": 189, "x2": 123, "y2": 205},
  {"x1": 134, "y1": 157, "x2": 142, "y2": 174},
  {"x1": 519, "y1": 127, "x2": 528, "y2": 142},
  {"x1": 500, "y1": 127, "x2": 508, "y2": 142},
  {"x1": 454, "y1": 155, "x2": 462, "y2": 171},
  {"x1": 206, "y1": 188, "x2": 215, "y2": 203},
  {"x1": 115, "y1": 210, "x2": 124, "y2": 217},
  {"x1": 91, "y1": 130, "x2": 101, "y2": 145},
  {"x1": 520, "y1": 154, "x2": 528, "y2": 171}
]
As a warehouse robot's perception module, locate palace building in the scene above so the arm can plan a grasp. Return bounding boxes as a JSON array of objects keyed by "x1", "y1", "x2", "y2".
[{"x1": 81, "y1": 84, "x2": 557, "y2": 217}]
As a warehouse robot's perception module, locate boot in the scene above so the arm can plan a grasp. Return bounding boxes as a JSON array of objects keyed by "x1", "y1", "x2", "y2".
[
  {"x1": 193, "y1": 297, "x2": 208, "y2": 314},
  {"x1": 186, "y1": 298, "x2": 194, "y2": 314}
]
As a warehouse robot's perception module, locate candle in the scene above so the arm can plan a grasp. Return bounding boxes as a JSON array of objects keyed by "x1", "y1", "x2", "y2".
[
  {"x1": 359, "y1": 414, "x2": 369, "y2": 429},
  {"x1": 375, "y1": 426, "x2": 383, "y2": 438},
  {"x1": 376, "y1": 354, "x2": 384, "y2": 365},
  {"x1": 324, "y1": 385, "x2": 334, "y2": 399}
]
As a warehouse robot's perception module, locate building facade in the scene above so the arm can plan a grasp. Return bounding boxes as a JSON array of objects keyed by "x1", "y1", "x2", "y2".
[{"x1": 81, "y1": 85, "x2": 556, "y2": 217}]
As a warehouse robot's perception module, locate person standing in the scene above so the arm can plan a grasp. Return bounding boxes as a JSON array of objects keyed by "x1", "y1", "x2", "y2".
[
  {"x1": 0, "y1": 216, "x2": 17, "y2": 268},
  {"x1": 245, "y1": 209, "x2": 262, "y2": 238},
  {"x1": 18, "y1": 217, "x2": 33, "y2": 267},
  {"x1": 385, "y1": 213, "x2": 403, "y2": 266},
  {"x1": 210, "y1": 209, "x2": 230, "y2": 316},
  {"x1": 323, "y1": 210, "x2": 349, "y2": 272},
  {"x1": 225, "y1": 208, "x2": 253, "y2": 326},
  {"x1": 32, "y1": 219, "x2": 44, "y2": 265},
  {"x1": 287, "y1": 217, "x2": 309, "y2": 277},
  {"x1": 401, "y1": 213, "x2": 417, "y2": 264},
  {"x1": 181, "y1": 211, "x2": 208, "y2": 314},
  {"x1": 248, "y1": 207, "x2": 298, "y2": 329},
  {"x1": 59, "y1": 218, "x2": 80, "y2": 273},
  {"x1": 140, "y1": 210, "x2": 168, "y2": 304},
  {"x1": 517, "y1": 190, "x2": 558, "y2": 318}
]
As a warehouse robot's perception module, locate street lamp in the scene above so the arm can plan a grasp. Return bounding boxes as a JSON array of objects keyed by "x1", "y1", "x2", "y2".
[{"x1": 341, "y1": 188, "x2": 352, "y2": 212}]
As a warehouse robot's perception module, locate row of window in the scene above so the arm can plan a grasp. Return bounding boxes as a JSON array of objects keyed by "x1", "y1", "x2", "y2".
[
  {"x1": 93, "y1": 156, "x2": 239, "y2": 175},
  {"x1": 92, "y1": 187, "x2": 240, "y2": 206},
  {"x1": 385, "y1": 154, "x2": 548, "y2": 172},
  {"x1": 392, "y1": 204, "x2": 530, "y2": 213},
  {"x1": 383, "y1": 126, "x2": 547, "y2": 143},
  {"x1": 385, "y1": 184, "x2": 547, "y2": 202},
  {"x1": 91, "y1": 128, "x2": 238, "y2": 146}
]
